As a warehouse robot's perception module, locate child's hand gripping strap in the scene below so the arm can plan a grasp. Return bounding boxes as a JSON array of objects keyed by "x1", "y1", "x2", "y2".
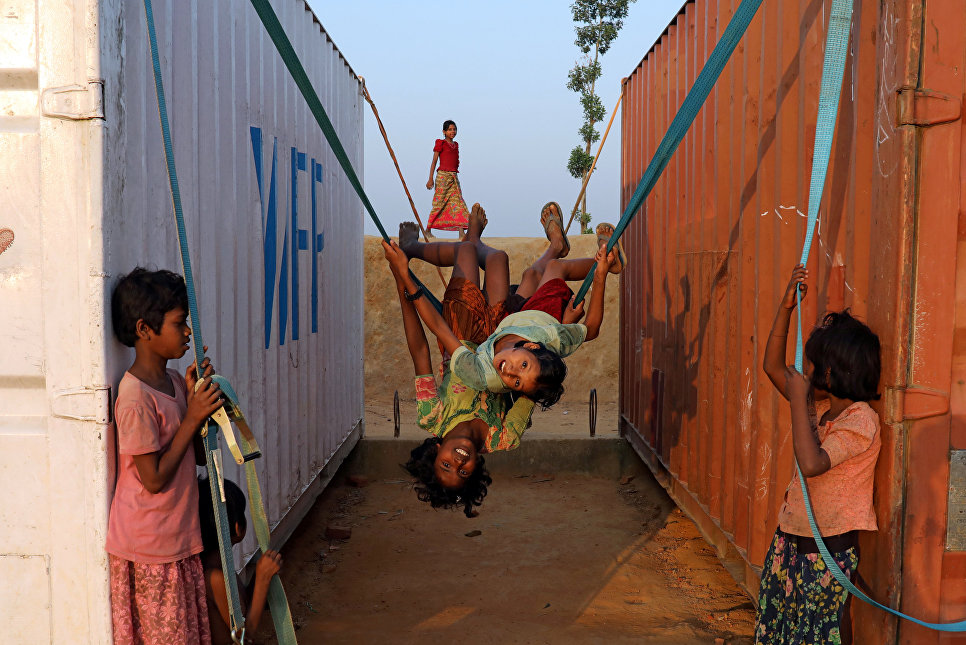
[
  {"x1": 205, "y1": 375, "x2": 261, "y2": 465},
  {"x1": 205, "y1": 376, "x2": 298, "y2": 642}
]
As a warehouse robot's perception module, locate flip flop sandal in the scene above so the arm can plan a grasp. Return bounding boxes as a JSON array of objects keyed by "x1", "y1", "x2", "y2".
[
  {"x1": 595, "y1": 222, "x2": 625, "y2": 274},
  {"x1": 540, "y1": 201, "x2": 569, "y2": 258}
]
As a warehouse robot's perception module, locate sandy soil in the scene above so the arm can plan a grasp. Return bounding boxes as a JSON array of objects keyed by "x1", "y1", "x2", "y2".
[{"x1": 257, "y1": 411, "x2": 757, "y2": 644}]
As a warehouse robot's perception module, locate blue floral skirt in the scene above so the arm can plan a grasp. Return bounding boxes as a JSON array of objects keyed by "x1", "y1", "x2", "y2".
[{"x1": 755, "y1": 529, "x2": 858, "y2": 644}]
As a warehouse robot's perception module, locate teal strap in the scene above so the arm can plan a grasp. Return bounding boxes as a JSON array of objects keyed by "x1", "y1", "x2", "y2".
[
  {"x1": 793, "y1": 0, "x2": 966, "y2": 631},
  {"x1": 142, "y1": 0, "x2": 297, "y2": 641},
  {"x1": 572, "y1": 0, "x2": 765, "y2": 304},
  {"x1": 247, "y1": 0, "x2": 441, "y2": 313}
]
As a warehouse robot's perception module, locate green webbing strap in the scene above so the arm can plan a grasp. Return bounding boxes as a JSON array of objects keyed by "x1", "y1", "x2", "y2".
[
  {"x1": 141, "y1": 0, "x2": 297, "y2": 642},
  {"x1": 213, "y1": 377, "x2": 298, "y2": 643},
  {"x1": 792, "y1": 0, "x2": 966, "y2": 631},
  {"x1": 247, "y1": 0, "x2": 442, "y2": 313},
  {"x1": 572, "y1": 0, "x2": 765, "y2": 304}
]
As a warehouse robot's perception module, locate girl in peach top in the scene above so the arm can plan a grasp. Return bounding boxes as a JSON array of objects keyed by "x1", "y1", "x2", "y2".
[
  {"x1": 756, "y1": 265, "x2": 882, "y2": 645},
  {"x1": 106, "y1": 268, "x2": 224, "y2": 645}
]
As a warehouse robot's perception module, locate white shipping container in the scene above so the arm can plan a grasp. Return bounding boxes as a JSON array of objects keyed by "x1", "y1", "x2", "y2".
[{"x1": 0, "y1": 0, "x2": 364, "y2": 641}]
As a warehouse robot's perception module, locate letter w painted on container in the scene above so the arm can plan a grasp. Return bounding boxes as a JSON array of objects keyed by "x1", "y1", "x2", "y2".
[
  {"x1": 251, "y1": 126, "x2": 286, "y2": 348},
  {"x1": 251, "y1": 127, "x2": 326, "y2": 348}
]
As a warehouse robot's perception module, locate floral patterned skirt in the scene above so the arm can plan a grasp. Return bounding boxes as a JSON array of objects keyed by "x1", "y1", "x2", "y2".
[
  {"x1": 109, "y1": 553, "x2": 211, "y2": 645},
  {"x1": 755, "y1": 529, "x2": 858, "y2": 645},
  {"x1": 427, "y1": 170, "x2": 470, "y2": 232}
]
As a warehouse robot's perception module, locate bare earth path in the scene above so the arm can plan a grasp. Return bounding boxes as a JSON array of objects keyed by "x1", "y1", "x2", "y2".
[{"x1": 263, "y1": 460, "x2": 756, "y2": 644}]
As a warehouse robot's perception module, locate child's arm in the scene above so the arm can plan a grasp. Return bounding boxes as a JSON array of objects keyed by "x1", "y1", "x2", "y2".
[
  {"x1": 132, "y1": 375, "x2": 222, "y2": 494},
  {"x1": 245, "y1": 549, "x2": 283, "y2": 635},
  {"x1": 426, "y1": 150, "x2": 440, "y2": 189},
  {"x1": 501, "y1": 396, "x2": 536, "y2": 446},
  {"x1": 785, "y1": 367, "x2": 831, "y2": 477},
  {"x1": 392, "y1": 268, "x2": 433, "y2": 376},
  {"x1": 188, "y1": 352, "x2": 214, "y2": 466},
  {"x1": 582, "y1": 245, "x2": 617, "y2": 341},
  {"x1": 763, "y1": 265, "x2": 808, "y2": 400},
  {"x1": 382, "y1": 240, "x2": 463, "y2": 356}
]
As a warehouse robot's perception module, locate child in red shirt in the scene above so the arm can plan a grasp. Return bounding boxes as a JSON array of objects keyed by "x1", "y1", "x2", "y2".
[{"x1": 425, "y1": 119, "x2": 470, "y2": 234}]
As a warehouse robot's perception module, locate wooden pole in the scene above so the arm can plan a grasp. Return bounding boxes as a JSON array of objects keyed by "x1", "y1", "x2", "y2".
[
  {"x1": 359, "y1": 78, "x2": 446, "y2": 288},
  {"x1": 564, "y1": 86, "x2": 625, "y2": 235}
]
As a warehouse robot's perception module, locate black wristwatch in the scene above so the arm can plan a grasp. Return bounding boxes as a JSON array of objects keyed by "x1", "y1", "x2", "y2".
[{"x1": 404, "y1": 286, "x2": 424, "y2": 301}]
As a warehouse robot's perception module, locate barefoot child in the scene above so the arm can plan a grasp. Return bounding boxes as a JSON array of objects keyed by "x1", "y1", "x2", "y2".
[
  {"x1": 393, "y1": 202, "x2": 620, "y2": 408},
  {"x1": 106, "y1": 268, "x2": 223, "y2": 645},
  {"x1": 388, "y1": 266, "x2": 501, "y2": 517},
  {"x1": 425, "y1": 119, "x2": 470, "y2": 235},
  {"x1": 198, "y1": 477, "x2": 283, "y2": 645},
  {"x1": 756, "y1": 265, "x2": 881, "y2": 644}
]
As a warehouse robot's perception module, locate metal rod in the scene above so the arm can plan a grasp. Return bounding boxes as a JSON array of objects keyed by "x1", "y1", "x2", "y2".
[
  {"x1": 393, "y1": 390, "x2": 400, "y2": 438},
  {"x1": 359, "y1": 78, "x2": 446, "y2": 289},
  {"x1": 565, "y1": 86, "x2": 625, "y2": 235},
  {"x1": 589, "y1": 388, "x2": 598, "y2": 437}
]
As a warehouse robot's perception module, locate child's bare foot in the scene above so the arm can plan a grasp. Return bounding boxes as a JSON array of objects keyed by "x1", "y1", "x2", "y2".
[
  {"x1": 540, "y1": 201, "x2": 569, "y2": 258},
  {"x1": 398, "y1": 221, "x2": 420, "y2": 252},
  {"x1": 595, "y1": 222, "x2": 625, "y2": 274},
  {"x1": 467, "y1": 203, "x2": 487, "y2": 240}
]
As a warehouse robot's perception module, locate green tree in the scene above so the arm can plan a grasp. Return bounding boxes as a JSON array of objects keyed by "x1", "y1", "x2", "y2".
[{"x1": 567, "y1": 0, "x2": 634, "y2": 233}]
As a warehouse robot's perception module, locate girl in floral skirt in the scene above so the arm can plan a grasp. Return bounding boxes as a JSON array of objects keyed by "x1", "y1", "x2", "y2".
[
  {"x1": 757, "y1": 264, "x2": 882, "y2": 645},
  {"x1": 425, "y1": 119, "x2": 470, "y2": 235},
  {"x1": 106, "y1": 268, "x2": 223, "y2": 645}
]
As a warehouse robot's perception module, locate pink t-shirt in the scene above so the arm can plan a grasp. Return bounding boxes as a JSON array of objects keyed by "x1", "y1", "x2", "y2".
[
  {"x1": 106, "y1": 369, "x2": 203, "y2": 564},
  {"x1": 778, "y1": 399, "x2": 880, "y2": 537}
]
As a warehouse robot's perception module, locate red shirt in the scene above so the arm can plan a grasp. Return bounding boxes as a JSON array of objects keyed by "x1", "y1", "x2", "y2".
[{"x1": 434, "y1": 139, "x2": 459, "y2": 173}]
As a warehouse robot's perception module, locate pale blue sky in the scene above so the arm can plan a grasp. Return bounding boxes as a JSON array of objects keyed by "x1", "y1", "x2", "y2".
[{"x1": 306, "y1": 1, "x2": 685, "y2": 237}]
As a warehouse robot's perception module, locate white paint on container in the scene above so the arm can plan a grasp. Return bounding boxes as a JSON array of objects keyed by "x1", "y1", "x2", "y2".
[{"x1": 0, "y1": 0, "x2": 364, "y2": 641}]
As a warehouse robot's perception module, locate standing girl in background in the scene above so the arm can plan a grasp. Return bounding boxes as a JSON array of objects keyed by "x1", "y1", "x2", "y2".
[
  {"x1": 106, "y1": 268, "x2": 224, "y2": 645},
  {"x1": 425, "y1": 119, "x2": 470, "y2": 235},
  {"x1": 757, "y1": 265, "x2": 881, "y2": 645}
]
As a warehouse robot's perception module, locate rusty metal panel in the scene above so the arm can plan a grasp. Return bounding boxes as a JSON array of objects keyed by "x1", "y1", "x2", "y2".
[{"x1": 620, "y1": 0, "x2": 966, "y2": 640}]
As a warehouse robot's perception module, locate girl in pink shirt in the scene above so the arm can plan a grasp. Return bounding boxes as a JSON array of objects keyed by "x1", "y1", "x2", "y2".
[
  {"x1": 106, "y1": 268, "x2": 223, "y2": 645},
  {"x1": 757, "y1": 265, "x2": 882, "y2": 645}
]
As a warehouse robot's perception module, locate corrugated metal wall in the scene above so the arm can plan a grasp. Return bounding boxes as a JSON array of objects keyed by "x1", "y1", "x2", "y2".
[
  {"x1": 100, "y1": 0, "x2": 364, "y2": 567},
  {"x1": 619, "y1": 0, "x2": 966, "y2": 641}
]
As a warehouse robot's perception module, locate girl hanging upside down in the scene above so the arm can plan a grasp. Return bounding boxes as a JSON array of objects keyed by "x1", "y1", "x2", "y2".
[
  {"x1": 383, "y1": 202, "x2": 622, "y2": 515},
  {"x1": 387, "y1": 201, "x2": 620, "y2": 409}
]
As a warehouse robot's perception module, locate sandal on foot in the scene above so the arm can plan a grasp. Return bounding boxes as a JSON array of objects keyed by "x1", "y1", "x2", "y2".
[
  {"x1": 595, "y1": 222, "x2": 625, "y2": 274},
  {"x1": 540, "y1": 201, "x2": 570, "y2": 258}
]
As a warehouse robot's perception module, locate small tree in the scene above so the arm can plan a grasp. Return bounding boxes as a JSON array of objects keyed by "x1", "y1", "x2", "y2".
[{"x1": 567, "y1": 0, "x2": 634, "y2": 233}]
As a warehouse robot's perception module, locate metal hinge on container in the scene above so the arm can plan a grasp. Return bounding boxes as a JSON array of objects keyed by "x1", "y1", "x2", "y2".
[
  {"x1": 897, "y1": 87, "x2": 961, "y2": 127},
  {"x1": 51, "y1": 386, "x2": 112, "y2": 423},
  {"x1": 41, "y1": 81, "x2": 105, "y2": 121},
  {"x1": 897, "y1": 385, "x2": 950, "y2": 421}
]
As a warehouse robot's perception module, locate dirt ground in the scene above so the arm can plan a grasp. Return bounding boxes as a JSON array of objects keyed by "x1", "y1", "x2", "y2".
[{"x1": 259, "y1": 409, "x2": 757, "y2": 645}]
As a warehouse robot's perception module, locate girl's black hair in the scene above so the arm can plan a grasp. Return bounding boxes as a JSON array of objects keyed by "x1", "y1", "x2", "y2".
[
  {"x1": 198, "y1": 476, "x2": 248, "y2": 555},
  {"x1": 403, "y1": 437, "x2": 491, "y2": 518},
  {"x1": 513, "y1": 340, "x2": 566, "y2": 409},
  {"x1": 804, "y1": 310, "x2": 881, "y2": 402},
  {"x1": 442, "y1": 119, "x2": 457, "y2": 131},
  {"x1": 111, "y1": 267, "x2": 189, "y2": 347}
]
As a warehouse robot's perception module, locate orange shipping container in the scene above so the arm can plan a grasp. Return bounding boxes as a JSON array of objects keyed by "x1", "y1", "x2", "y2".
[{"x1": 618, "y1": 0, "x2": 965, "y2": 642}]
